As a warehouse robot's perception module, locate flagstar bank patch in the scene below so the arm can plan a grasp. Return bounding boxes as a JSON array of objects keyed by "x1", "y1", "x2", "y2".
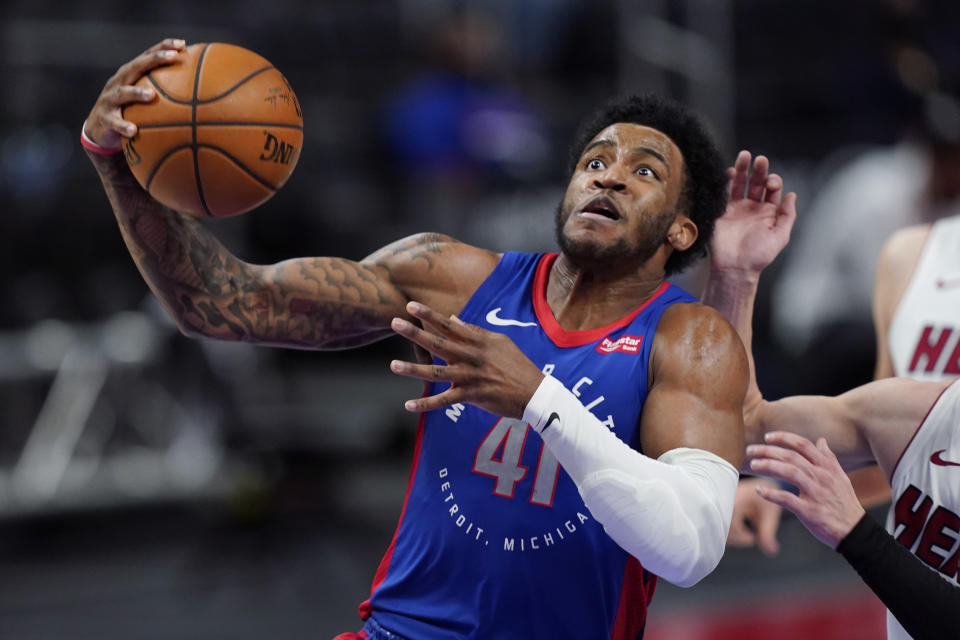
[{"x1": 595, "y1": 335, "x2": 644, "y2": 354}]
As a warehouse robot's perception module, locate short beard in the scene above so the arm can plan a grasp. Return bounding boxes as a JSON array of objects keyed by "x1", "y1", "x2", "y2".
[{"x1": 553, "y1": 199, "x2": 675, "y2": 267}]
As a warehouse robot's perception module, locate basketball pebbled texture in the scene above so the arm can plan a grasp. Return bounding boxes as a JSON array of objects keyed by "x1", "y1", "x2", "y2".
[{"x1": 122, "y1": 42, "x2": 303, "y2": 218}]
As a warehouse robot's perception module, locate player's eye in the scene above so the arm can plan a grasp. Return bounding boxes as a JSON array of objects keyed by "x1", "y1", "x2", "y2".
[
  {"x1": 636, "y1": 166, "x2": 657, "y2": 178},
  {"x1": 587, "y1": 158, "x2": 605, "y2": 170}
]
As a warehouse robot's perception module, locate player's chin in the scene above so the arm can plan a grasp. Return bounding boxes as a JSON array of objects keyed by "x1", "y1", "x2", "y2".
[{"x1": 559, "y1": 232, "x2": 622, "y2": 263}]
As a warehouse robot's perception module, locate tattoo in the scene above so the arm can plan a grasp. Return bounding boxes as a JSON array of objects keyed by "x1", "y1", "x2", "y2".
[
  {"x1": 380, "y1": 232, "x2": 447, "y2": 270},
  {"x1": 87, "y1": 151, "x2": 414, "y2": 349}
]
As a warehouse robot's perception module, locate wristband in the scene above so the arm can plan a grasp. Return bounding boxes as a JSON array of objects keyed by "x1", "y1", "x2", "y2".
[{"x1": 80, "y1": 120, "x2": 122, "y2": 155}]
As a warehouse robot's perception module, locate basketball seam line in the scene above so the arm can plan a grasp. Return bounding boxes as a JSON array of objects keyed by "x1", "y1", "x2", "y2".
[
  {"x1": 145, "y1": 66, "x2": 276, "y2": 106},
  {"x1": 144, "y1": 143, "x2": 279, "y2": 195},
  {"x1": 137, "y1": 122, "x2": 303, "y2": 130},
  {"x1": 192, "y1": 44, "x2": 212, "y2": 217}
]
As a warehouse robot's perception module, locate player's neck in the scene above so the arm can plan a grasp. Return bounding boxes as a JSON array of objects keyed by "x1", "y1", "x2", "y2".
[{"x1": 546, "y1": 254, "x2": 666, "y2": 331}]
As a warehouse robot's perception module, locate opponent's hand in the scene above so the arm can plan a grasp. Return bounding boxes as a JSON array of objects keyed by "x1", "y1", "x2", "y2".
[
  {"x1": 84, "y1": 38, "x2": 186, "y2": 149},
  {"x1": 727, "y1": 477, "x2": 782, "y2": 556},
  {"x1": 710, "y1": 151, "x2": 797, "y2": 275},
  {"x1": 748, "y1": 431, "x2": 865, "y2": 549},
  {"x1": 389, "y1": 301, "x2": 544, "y2": 418}
]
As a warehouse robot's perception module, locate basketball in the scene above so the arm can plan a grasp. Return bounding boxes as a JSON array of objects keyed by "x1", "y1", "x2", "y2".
[{"x1": 121, "y1": 42, "x2": 303, "y2": 218}]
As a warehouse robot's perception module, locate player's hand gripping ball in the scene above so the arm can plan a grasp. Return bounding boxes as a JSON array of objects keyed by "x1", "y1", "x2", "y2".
[{"x1": 122, "y1": 42, "x2": 303, "y2": 218}]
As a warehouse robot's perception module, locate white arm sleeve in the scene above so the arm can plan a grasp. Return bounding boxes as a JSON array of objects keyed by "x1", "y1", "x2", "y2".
[{"x1": 522, "y1": 375, "x2": 738, "y2": 587}]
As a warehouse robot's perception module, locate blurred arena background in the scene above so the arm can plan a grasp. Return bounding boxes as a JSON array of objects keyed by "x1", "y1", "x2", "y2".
[{"x1": 2, "y1": 0, "x2": 959, "y2": 637}]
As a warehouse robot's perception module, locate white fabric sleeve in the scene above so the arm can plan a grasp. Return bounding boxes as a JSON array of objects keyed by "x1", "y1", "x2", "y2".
[{"x1": 522, "y1": 374, "x2": 738, "y2": 587}]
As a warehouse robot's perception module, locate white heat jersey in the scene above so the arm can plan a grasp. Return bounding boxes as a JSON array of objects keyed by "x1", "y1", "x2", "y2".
[
  {"x1": 885, "y1": 380, "x2": 960, "y2": 640},
  {"x1": 888, "y1": 215, "x2": 960, "y2": 381}
]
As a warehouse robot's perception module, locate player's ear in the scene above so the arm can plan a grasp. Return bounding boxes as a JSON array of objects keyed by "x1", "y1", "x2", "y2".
[{"x1": 666, "y1": 214, "x2": 697, "y2": 251}]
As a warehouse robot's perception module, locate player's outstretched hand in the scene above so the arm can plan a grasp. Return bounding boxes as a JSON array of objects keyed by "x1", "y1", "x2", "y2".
[
  {"x1": 389, "y1": 301, "x2": 545, "y2": 419},
  {"x1": 747, "y1": 431, "x2": 865, "y2": 549},
  {"x1": 84, "y1": 39, "x2": 186, "y2": 149},
  {"x1": 710, "y1": 150, "x2": 797, "y2": 275},
  {"x1": 727, "y1": 477, "x2": 782, "y2": 556}
]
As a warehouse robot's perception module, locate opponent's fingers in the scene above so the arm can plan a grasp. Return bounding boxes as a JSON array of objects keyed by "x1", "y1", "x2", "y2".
[
  {"x1": 777, "y1": 191, "x2": 798, "y2": 232},
  {"x1": 763, "y1": 174, "x2": 783, "y2": 205},
  {"x1": 402, "y1": 386, "x2": 464, "y2": 413},
  {"x1": 755, "y1": 482, "x2": 806, "y2": 515},
  {"x1": 763, "y1": 431, "x2": 824, "y2": 465},
  {"x1": 815, "y1": 437, "x2": 846, "y2": 472},
  {"x1": 729, "y1": 150, "x2": 751, "y2": 199},
  {"x1": 746, "y1": 155, "x2": 769, "y2": 201},
  {"x1": 391, "y1": 317, "x2": 469, "y2": 363},
  {"x1": 753, "y1": 499, "x2": 782, "y2": 556},
  {"x1": 749, "y1": 456, "x2": 811, "y2": 492},
  {"x1": 726, "y1": 519, "x2": 757, "y2": 547}
]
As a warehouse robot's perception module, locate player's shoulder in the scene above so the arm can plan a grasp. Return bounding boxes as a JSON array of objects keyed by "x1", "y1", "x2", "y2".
[
  {"x1": 877, "y1": 223, "x2": 932, "y2": 272},
  {"x1": 364, "y1": 233, "x2": 500, "y2": 277},
  {"x1": 653, "y1": 302, "x2": 747, "y2": 368},
  {"x1": 657, "y1": 301, "x2": 739, "y2": 341},
  {"x1": 363, "y1": 233, "x2": 502, "y2": 313}
]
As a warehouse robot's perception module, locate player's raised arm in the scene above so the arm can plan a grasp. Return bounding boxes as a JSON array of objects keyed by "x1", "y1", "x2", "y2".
[
  {"x1": 84, "y1": 40, "x2": 497, "y2": 350},
  {"x1": 700, "y1": 153, "x2": 874, "y2": 465},
  {"x1": 702, "y1": 153, "x2": 951, "y2": 471},
  {"x1": 701, "y1": 151, "x2": 796, "y2": 430}
]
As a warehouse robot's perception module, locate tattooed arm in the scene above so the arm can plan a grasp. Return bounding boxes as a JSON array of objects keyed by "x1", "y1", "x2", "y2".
[{"x1": 85, "y1": 39, "x2": 499, "y2": 350}]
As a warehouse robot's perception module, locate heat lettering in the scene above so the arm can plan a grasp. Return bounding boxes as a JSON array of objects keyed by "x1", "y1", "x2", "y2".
[
  {"x1": 909, "y1": 326, "x2": 953, "y2": 373},
  {"x1": 915, "y1": 506, "x2": 960, "y2": 570},
  {"x1": 894, "y1": 484, "x2": 933, "y2": 548}
]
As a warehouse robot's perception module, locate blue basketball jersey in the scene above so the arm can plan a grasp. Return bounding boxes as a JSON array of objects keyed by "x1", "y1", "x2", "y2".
[{"x1": 356, "y1": 252, "x2": 697, "y2": 640}]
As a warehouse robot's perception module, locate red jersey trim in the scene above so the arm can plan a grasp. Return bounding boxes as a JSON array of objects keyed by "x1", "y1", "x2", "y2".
[
  {"x1": 532, "y1": 253, "x2": 671, "y2": 348},
  {"x1": 358, "y1": 409, "x2": 428, "y2": 620},
  {"x1": 610, "y1": 556, "x2": 657, "y2": 639},
  {"x1": 889, "y1": 380, "x2": 957, "y2": 482}
]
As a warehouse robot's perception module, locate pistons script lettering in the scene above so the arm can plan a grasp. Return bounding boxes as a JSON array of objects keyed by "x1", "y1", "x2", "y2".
[
  {"x1": 893, "y1": 484, "x2": 960, "y2": 580},
  {"x1": 260, "y1": 131, "x2": 296, "y2": 164}
]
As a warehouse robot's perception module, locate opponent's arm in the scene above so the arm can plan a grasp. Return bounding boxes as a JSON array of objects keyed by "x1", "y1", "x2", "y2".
[
  {"x1": 838, "y1": 513, "x2": 960, "y2": 640},
  {"x1": 701, "y1": 150, "x2": 796, "y2": 435},
  {"x1": 85, "y1": 40, "x2": 496, "y2": 350},
  {"x1": 750, "y1": 431, "x2": 960, "y2": 640},
  {"x1": 388, "y1": 301, "x2": 747, "y2": 587}
]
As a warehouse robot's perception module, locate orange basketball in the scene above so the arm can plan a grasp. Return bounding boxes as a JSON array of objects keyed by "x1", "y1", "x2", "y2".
[{"x1": 122, "y1": 43, "x2": 303, "y2": 218}]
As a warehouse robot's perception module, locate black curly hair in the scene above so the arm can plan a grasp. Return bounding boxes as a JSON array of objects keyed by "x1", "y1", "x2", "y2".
[{"x1": 566, "y1": 94, "x2": 727, "y2": 275}]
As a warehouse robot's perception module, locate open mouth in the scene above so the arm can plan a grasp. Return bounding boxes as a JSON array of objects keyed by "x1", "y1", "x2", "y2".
[{"x1": 579, "y1": 196, "x2": 621, "y2": 221}]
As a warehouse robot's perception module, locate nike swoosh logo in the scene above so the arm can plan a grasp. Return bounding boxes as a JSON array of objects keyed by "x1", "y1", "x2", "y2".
[
  {"x1": 486, "y1": 308, "x2": 537, "y2": 327},
  {"x1": 541, "y1": 412, "x2": 560, "y2": 433},
  {"x1": 930, "y1": 450, "x2": 960, "y2": 467},
  {"x1": 936, "y1": 276, "x2": 960, "y2": 290}
]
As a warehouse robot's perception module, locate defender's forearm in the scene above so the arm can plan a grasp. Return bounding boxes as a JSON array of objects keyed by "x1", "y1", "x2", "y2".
[
  {"x1": 87, "y1": 151, "x2": 401, "y2": 348},
  {"x1": 702, "y1": 269, "x2": 764, "y2": 429}
]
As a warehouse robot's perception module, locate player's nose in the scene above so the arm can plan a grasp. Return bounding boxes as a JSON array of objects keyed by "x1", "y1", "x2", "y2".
[{"x1": 593, "y1": 171, "x2": 627, "y2": 192}]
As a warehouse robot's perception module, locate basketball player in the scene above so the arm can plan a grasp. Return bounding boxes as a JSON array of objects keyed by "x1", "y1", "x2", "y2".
[
  {"x1": 704, "y1": 161, "x2": 960, "y2": 639},
  {"x1": 729, "y1": 142, "x2": 960, "y2": 557},
  {"x1": 82, "y1": 39, "x2": 787, "y2": 639},
  {"x1": 874, "y1": 215, "x2": 960, "y2": 381}
]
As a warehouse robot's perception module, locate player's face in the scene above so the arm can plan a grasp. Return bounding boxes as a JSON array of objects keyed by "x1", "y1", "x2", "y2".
[{"x1": 556, "y1": 123, "x2": 686, "y2": 267}]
